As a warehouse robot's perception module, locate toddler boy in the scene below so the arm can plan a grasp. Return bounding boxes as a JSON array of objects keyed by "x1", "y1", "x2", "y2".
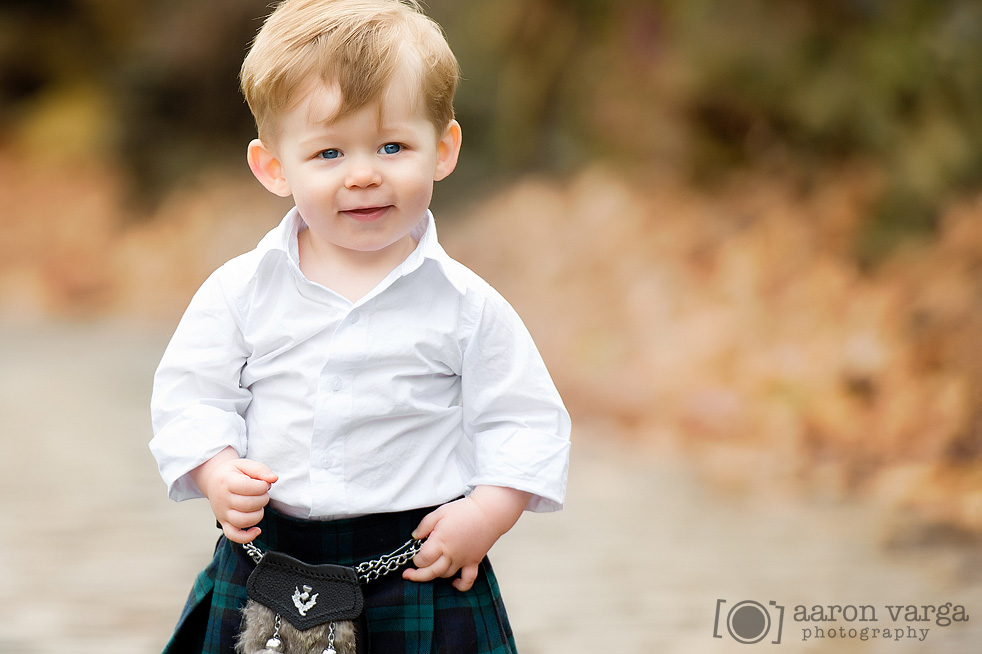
[{"x1": 150, "y1": 1, "x2": 570, "y2": 652}]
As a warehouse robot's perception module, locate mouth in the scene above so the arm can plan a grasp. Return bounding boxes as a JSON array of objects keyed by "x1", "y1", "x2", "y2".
[{"x1": 342, "y1": 205, "x2": 392, "y2": 222}]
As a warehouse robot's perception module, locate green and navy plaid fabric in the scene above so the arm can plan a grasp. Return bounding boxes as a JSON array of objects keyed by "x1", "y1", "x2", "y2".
[{"x1": 161, "y1": 505, "x2": 517, "y2": 654}]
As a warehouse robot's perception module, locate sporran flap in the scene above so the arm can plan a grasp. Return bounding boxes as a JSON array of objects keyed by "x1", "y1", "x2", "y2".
[{"x1": 246, "y1": 550, "x2": 364, "y2": 630}]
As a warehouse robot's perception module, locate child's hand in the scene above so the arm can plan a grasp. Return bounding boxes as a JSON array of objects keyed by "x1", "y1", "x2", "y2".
[
  {"x1": 190, "y1": 447, "x2": 278, "y2": 544},
  {"x1": 403, "y1": 486, "x2": 530, "y2": 592}
]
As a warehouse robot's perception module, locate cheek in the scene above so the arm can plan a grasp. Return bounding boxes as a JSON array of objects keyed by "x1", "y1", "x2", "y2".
[
  {"x1": 290, "y1": 183, "x2": 332, "y2": 218},
  {"x1": 290, "y1": 174, "x2": 334, "y2": 202},
  {"x1": 400, "y1": 182, "x2": 434, "y2": 212},
  {"x1": 390, "y1": 166, "x2": 436, "y2": 200}
]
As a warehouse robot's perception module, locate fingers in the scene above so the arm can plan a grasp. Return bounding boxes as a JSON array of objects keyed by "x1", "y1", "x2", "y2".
[
  {"x1": 403, "y1": 501, "x2": 489, "y2": 591},
  {"x1": 220, "y1": 469, "x2": 272, "y2": 517},
  {"x1": 413, "y1": 536, "x2": 442, "y2": 567},
  {"x1": 226, "y1": 490, "x2": 270, "y2": 514},
  {"x1": 220, "y1": 504, "x2": 267, "y2": 543},
  {"x1": 403, "y1": 551, "x2": 481, "y2": 592},
  {"x1": 210, "y1": 461, "x2": 273, "y2": 538},
  {"x1": 402, "y1": 508, "x2": 444, "y2": 583},
  {"x1": 411, "y1": 507, "x2": 441, "y2": 540},
  {"x1": 404, "y1": 537, "x2": 440, "y2": 581},
  {"x1": 453, "y1": 564, "x2": 479, "y2": 592},
  {"x1": 222, "y1": 521, "x2": 262, "y2": 544},
  {"x1": 403, "y1": 553, "x2": 453, "y2": 583},
  {"x1": 226, "y1": 471, "x2": 274, "y2": 498},
  {"x1": 404, "y1": 534, "x2": 451, "y2": 582},
  {"x1": 235, "y1": 458, "x2": 279, "y2": 485},
  {"x1": 227, "y1": 504, "x2": 265, "y2": 525}
]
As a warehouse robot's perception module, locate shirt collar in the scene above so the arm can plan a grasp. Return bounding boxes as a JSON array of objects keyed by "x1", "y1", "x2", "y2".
[{"x1": 255, "y1": 207, "x2": 466, "y2": 295}]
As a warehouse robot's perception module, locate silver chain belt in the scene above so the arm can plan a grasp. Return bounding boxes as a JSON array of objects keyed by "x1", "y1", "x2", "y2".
[{"x1": 242, "y1": 538, "x2": 424, "y2": 583}]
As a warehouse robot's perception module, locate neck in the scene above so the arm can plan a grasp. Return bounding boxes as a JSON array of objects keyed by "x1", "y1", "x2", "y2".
[{"x1": 297, "y1": 229, "x2": 417, "y2": 303}]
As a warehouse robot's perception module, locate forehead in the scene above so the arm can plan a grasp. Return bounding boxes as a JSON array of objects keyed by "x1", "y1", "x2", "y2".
[{"x1": 291, "y1": 67, "x2": 427, "y2": 126}]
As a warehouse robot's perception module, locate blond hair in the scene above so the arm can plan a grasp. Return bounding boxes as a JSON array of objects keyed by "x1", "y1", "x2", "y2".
[{"x1": 240, "y1": 0, "x2": 459, "y2": 143}]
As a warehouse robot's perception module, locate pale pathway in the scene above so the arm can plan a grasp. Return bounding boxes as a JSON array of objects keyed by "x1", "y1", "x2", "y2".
[{"x1": 0, "y1": 321, "x2": 978, "y2": 653}]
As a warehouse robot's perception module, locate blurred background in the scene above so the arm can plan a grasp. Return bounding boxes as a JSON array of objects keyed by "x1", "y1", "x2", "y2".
[{"x1": 0, "y1": 0, "x2": 980, "y2": 652}]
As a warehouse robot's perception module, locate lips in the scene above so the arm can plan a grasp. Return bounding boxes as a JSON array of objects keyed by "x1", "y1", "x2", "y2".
[{"x1": 342, "y1": 205, "x2": 392, "y2": 222}]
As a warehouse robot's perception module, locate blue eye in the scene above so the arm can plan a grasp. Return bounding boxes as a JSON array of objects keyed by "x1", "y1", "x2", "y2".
[
  {"x1": 380, "y1": 143, "x2": 402, "y2": 155},
  {"x1": 318, "y1": 149, "x2": 340, "y2": 160}
]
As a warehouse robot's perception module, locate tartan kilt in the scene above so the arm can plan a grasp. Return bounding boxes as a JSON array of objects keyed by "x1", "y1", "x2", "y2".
[{"x1": 161, "y1": 504, "x2": 518, "y2": 654}]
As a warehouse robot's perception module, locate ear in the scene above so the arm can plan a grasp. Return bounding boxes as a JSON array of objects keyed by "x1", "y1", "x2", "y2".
[
  {"x1": 247, "y1": 138, "x2": 292, "y2": 197},
  {"x1": 433, "y1": 120, "x2": 462, "y2": 182}
]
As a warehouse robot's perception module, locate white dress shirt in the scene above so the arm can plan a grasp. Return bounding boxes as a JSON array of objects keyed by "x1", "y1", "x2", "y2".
[{"x1": 150, "y1": 208, "x2": 571, "y2": 519}]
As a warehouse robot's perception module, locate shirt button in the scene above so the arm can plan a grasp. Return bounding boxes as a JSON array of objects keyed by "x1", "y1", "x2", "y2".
[
  {"x1": 349, "y1": 311, "x2": 360, "y2": 324},
  {"x1": 332, "y1": 377, "x2": 343, "y2": 391}
]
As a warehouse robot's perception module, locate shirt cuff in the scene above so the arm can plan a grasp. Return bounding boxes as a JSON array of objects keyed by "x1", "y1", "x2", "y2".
[
  {"x1": 469, "y1": 428, "x2": 571, "y2": 513},
  {"x1": 149, "y1": 405, "x2": 248, "y2": 502}
]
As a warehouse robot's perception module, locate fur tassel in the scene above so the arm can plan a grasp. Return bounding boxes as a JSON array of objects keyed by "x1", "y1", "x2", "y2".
[{"x1": 236, "y1": 600, "x2": 358, "y2": 654}]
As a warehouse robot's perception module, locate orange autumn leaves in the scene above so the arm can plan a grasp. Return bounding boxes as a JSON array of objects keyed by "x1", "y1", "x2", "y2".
[{"x1": 446, "y1": 166, "x2": 982, "y2": 533}]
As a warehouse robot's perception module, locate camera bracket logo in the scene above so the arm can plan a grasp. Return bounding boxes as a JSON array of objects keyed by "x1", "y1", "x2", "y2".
[{"x1": 714, "y1": 599, "x2": 785, "y2": 644}]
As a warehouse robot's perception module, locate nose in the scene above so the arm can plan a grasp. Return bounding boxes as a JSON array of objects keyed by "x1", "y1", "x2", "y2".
[{"x1": 344, "y1": 154, "x2": 381, "y2": 189}]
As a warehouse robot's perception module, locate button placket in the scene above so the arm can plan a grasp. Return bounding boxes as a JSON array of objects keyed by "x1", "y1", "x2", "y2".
[
  {"x1": 308, "y1": 314, "x2": 354, "y2": 514},
  {"x1": 310, "y1": 302, "x2": 371, "y2": 516}
]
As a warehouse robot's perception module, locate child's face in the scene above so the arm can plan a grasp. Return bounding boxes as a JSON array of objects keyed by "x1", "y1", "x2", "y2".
[{"x1": 249, "y1": 75, "x2": 460, "y2": 260}]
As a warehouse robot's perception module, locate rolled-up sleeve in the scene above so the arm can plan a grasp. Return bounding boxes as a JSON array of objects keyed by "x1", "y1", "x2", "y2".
[
  {"x1": 460, "y1": 290, "x2": 571, "y2": 512},
  {"x1": 149, "y1": 269, "x2": 252, "y2": 501}
]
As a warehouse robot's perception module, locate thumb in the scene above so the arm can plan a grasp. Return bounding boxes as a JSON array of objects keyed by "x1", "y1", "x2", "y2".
[
  {"x1": 411, "y1": 507, "x2": 442, "y2": 540},
  {"x1": 234, "y1": 458, "x2": 278, "y2": 485}
]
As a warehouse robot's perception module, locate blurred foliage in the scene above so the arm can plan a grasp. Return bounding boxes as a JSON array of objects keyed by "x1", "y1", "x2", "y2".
[
  {"x1": 1, "y1": 0, "x2": 980, "y2": 257},
  {"x1": 656, "y1": 0, "x2": 982, "y2": 260},
  {"x1": 0, "y1": 0, "x2": 267, "y2": 205}
]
